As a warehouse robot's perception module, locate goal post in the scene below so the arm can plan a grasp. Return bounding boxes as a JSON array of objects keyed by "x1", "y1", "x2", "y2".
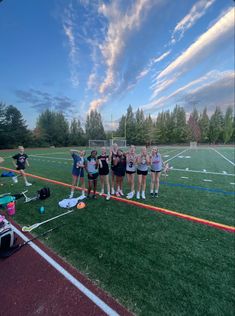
[
  {"x1": 88, "y1": 140, "x2": 108, "y2": 148},
  {"x1": 190, "y1": 141, "x2": 197, "y2": 149},
  {"x1": 110, "y1": 137, "x2": 127, "y2": 148}
]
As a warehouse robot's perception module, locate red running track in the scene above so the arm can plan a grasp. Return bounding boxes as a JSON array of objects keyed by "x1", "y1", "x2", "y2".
[{"x1": 0, "y1": 219, "x2": 133, "y2": 316}]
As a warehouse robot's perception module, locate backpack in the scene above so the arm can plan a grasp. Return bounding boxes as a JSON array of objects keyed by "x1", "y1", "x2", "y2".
[{"x1": 37, "y1": 187, "x2": 50, "y2": 200}]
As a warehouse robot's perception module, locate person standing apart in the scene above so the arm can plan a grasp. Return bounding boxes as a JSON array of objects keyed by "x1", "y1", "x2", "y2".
[
  {"x1": 69, "y1": 149, "x2": 86, "y2": 199},
  {"x1": 85, "y1": 150, "x2": 99, "y2": 199},
  {"x1": 98, "y1": 147, "x2": 111, "y2": 200},
  {"x1": 12, "y1": 146, "x2": 32, "y2": 186},
  {"x1": 150, "y1": 147, "x2": 164, "y2": 197},
  {"x1": 110, "y1": 143, "x2": 118, "y2": 195},
  {"x1": 136, "y1": 147, "x2": 150, "y2": 200},
  {"x1": 126, "y1": 145, "x2": 137, "y2": 199}
]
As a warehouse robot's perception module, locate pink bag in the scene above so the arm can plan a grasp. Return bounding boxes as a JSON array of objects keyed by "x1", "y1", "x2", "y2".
[{"x1": 6, "y1": 202, "x2": 15, "y2": 216}]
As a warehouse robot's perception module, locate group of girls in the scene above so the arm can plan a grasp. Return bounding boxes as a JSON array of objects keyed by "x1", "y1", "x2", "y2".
[{"x1": 69, "y1": 144, "x2": 166, "y2": 201}]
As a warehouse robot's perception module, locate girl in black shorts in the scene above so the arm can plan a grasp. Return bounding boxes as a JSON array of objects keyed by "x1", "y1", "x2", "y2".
[
  {"x1": 98, "y1": 147, "x2": 110, "y2": 200},
  {"x1": 109, "y1": 143, "x2": 118, "y2": 194},
  {"x1": 113, "y1": 149, "x2": 126, "y2": 197}
]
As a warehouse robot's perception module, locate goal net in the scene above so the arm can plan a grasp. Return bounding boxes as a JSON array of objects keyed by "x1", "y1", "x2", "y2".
[
  {"x1": 110, "y1": 138, "x2": 127, "y2": 148},
  {"x1": 190, "y1": 141, "x2": 197, "y2": 149},
  {"x1": 88, "y1": 140, "x2": 108, "y2": 148}
]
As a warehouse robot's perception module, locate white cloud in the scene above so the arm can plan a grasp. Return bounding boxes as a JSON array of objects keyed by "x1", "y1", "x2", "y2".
[
  {"x1": 171, "y1": 0, "x2": 215, "y2": 43},
  {"x1": 151, "y1": 7, "x2": 234, "y2": 97}
]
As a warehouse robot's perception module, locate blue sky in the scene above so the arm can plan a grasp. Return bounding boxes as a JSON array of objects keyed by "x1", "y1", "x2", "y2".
[{"x1": 0, "y1": 0, "x2": 234, "y2": 130}]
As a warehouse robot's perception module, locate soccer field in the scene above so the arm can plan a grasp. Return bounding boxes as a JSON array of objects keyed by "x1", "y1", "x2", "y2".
[{"x1": 0, "y1": 145, "x2": 234, "y2": 315}]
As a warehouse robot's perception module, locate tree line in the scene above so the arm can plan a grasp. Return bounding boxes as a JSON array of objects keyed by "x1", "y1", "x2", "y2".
[{"x1": 0, "y1": 102, "x2": 234, "y2": 149}]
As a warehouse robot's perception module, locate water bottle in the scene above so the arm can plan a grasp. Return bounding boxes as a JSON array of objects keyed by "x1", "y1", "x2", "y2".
[{"x1": 39, "y1": 206, "x2": 45, "y2": 214}]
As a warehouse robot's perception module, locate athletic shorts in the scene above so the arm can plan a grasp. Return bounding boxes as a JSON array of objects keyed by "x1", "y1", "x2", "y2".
[
  {"x1": 16, "y1": 166, "x2": 25, "y2": 171},
  {"x1": 99, "y1": 168, "x2": 109, "y2": 176},
  {"x1": 88, "y1": 173, "x2": 99, "y2": 180},
  {"x1": 72, "y1": 168, "x2": 84, "y2": 177},
  {"x1": 114, "y1": 169, "x2": 126, "y2": 177},
  {"x1": 137, "y1": 169, "x2": 148, "y2": 176},
  {"x1": 151, "y1": 169, "x2": 162, "y2": 173},
  {"x1": 126, "y1": 170, "x2": 136, "y2": 174}
]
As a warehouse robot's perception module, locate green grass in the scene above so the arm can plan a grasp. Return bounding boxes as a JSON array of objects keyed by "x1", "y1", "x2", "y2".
[{"x1": 0, "y1": 146, "x2": 235, "y2": 315}]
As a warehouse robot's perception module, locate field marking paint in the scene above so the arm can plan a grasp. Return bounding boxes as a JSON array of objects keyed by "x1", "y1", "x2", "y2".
[
  {"x1": 165, "y1": 148, "x2": 189, "y2": 163},
  {"x1": 0, "y1": 166, "x2": 234, "y2": 233},
  {"x1": 223, "y1": 171, "x2": 227, "y2": 174},
  {"x1": 171, "y1": 168, "x2": 234, "y2": 177},
  {"x1": 211, "y1": 148, "x2": 235, "y2": 166},
  {"x1": 203, "y1": 169, "x2": 207, "y2": 172},
  {"x1": 30, "y1": 155, "x2": 72, "y2": 161},
  {"x1": 203, "y1": 179, "x2": 213, "y2": 182},
  {"x1": 230, "y1": 183, "x2": 235, "y2": 185},
  {"x1": 185, "y1": 168, "x2": 189, "y2": 171},
  {"x1": 181, "y1": 177, "x2": 189, "y2": 179},
  {"x1": 11, "y1": 225, "x2": 120, "y2": 316}
]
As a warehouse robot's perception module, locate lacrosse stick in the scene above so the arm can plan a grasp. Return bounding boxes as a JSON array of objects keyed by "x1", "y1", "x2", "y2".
[
  {"x1": 163, "y1": 162, "x2": 170, "y2": 181},
  {"x1": 22, "y1": 202, "x2": 86, "y2": 232},
  {"x1": 0, "y1": 224, "x2": 64, "y2": 258},
  {"x1": 21, "y1": 190, "x2": 38, "y2": 203}
]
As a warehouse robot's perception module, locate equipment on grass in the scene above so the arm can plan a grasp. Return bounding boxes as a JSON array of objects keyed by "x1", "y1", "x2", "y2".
[
  {"x1": 22, "y1": 187, "x2": 50, "y2": 203},
  {"x1": 0, "y1": 217, "x2": 15, "y2": 252},
  {"x1": 0, "y1": 225, "x2": 62, "y2": 258},
  {"x1": 22, "y1": 202, "x2": 86, "y2": 232}
]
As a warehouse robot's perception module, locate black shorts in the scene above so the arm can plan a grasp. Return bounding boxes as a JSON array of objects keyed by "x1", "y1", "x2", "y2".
[
  {"x1": 137, "y1": 169, "x2": 148, "y2": 176},
  {"x1": 99, "y1": 168, "x2": 109, "y2": 176},
  {"x1": 16, "y1": 166, "x2": 25, "y2": 171},
  {"x1": 114, "y1": 169, "x2": 126, "y2": 177},
  {"x1": 126, "y1": 170, "x2": 136, "y2": 174},
  {"x1": 151, "y1": 169, "x2": 162, "y2": 173},
  {"x1": 88, "y1": 173, "x2": 99, "y2": 180}
]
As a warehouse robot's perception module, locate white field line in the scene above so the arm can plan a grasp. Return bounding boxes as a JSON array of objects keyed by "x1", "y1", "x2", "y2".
[
  {"x1": 164, "y1": 148, "x2": 189, "y2": 163},
  {"x1": 170, "y1": 168, "x2": 235, "y2": 177},
  {"x1": 211, "y1": 148, "x2": 235, "y2": 166},
  {"x1": 11, "y1": 225, "x2": 120, "y2": 316},
  {"x1": 203, "y1": 179, "x2": 213, "y2": 182},
  {"x1": 30, "y1": 155, "x2": 72, "y2": 161}
]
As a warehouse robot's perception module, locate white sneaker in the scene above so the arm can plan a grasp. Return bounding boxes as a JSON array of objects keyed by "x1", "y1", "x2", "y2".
[
  {"x1": 99, "y1": 190, "x2": 104, "y2": 196},
  {"x1": 127, "y1": 191, "x2": 134, "y2": 199},
  {"x1": 141, "y1": 191, "x2": 146, "y2": 199},
  {"x1": 119, "y1": 190, "x2": 124, "y2": 196},
  {"x1": 111, "y1": 188, "x2": 115, "y2": 195},
  {"x1": 106, "y1": 194, "x2": 111, "y2": 200},
  {"x1": 25, "y1": 182, "x2": 32, "y2": 187},
  {"x1": 12, "y1": 176, "x2": 18, "y2": 183},
  {"x1": 136, "y1": 192, "x2": 140, "y2": 199}
]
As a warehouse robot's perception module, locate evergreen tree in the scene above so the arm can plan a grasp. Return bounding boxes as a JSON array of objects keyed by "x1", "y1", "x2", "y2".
[
  {"x1": 125, "y1": 105, "x2": 136, "y2": 144},
  {"x1": 116, "y1": 115, "x2": 126, "y2": 137},
  {"x1": 198, "y1": 108, "x2": 210, "y2": 143},
  {"x1": 85, "y1": 109, "x2": 106, "y2": 141},
  {"x1": 69, "y1": 118, "x2": 85, "y2": 145},
  {"x1": 187, "y1": 111, "x2": 201, "y2": 142},
  {"x1": 171, "y1": 105, "x2": 187, "y2": 143},
  {"x1": 145, "y1": 114, "x2": 155, "y2": 145},
  {"x1": 223, "y1": 106, "x2": 234, "y2": 144},
  {"x1": 135, "y1": 108, "x2": 146, "y2": 145},
  {"x1": 208, "y1": 107, "x2": 224, "y2": 144}
]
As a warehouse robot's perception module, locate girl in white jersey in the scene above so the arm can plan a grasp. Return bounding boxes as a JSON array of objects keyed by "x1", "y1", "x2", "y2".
[
  {"x1": 150, "y1": 147, "x2": 163, "y2": 197},
  {"x1": 126, "y1": 145, "x2": 137, "y2": 199},
  {"x1": 136, "y1": 147, "x2": 150, "y2": 199}
]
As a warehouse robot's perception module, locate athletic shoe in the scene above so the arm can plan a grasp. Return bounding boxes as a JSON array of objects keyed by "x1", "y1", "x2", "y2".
[
  {"x1": 127, "y1": 191, "x2": 134, "y2": 199},
  {"x1": 136, "y1": 192, "x2": 140, "y2": 199},
  {"x1": 150, "y1": 193, "x2": 154, "y2": 198},
  {"x1": 99, "y1": 190, "x2": 104, "y2": 196},
  {"x1": 155, "y1": 192, "x2": 158, "y2": 198},
  {"x1": 25, "y1": 182, "x2": 32, "y2": 187},
  {"x1": 12, "y1": 176, "x2": 18, "y2": 183},
  {"x1": 119, "y1": 190, "x2": 124, "y2": 196},
  {"x1": 111, "y1": 188, "x2": 115, "y2": 195},
  {"x1": 116, "y1": 191, "x2": 120, "y2": 197},
  {"x1": 141, "y1": 192, "x2": 146, "y2": 199},
  {"x1": 106, "y1": 194, "x2": 111, "y2": 201}
]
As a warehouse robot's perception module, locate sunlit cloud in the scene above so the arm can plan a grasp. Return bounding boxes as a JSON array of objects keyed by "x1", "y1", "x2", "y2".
[
  {"x1": 151, "y1": 7, "x2": 234, "y2": 98},
  {"x1": 171, "y1": 0, "x2": 215, "y2": 44}
]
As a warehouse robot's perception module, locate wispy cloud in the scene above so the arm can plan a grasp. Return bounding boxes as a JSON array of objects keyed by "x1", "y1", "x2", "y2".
[
  {"x1": 151, "y1": 7, "x2": 234, "y2": 98},
  {"x1": 171, "y1": 0, "x2": 215, "y2": 44}
]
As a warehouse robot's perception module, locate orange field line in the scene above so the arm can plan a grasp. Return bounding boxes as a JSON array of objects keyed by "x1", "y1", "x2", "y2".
[{"x1": 1, "y1": 166, "x2": 234, "y2": 233}]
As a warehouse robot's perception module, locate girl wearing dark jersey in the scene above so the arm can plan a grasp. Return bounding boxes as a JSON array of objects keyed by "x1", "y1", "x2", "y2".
[
  {"x1": 109, "y1": 143, "x2": 118, "y2": 194},
  {"x1": 98, "y1": 147, "x2": 110, "y2": 200},
  {"x1": 136, "y1": 147, "x2": 150, "y2": 199},
  {"x1": 85, "y1": 150, "x2": 99, "y2": 199},
  {"x1": 113, "y1": 149, "x2": 126, "y2": 196},
  {"x1": 12, "y1": 146, "x2": 32, "y2": 186}
]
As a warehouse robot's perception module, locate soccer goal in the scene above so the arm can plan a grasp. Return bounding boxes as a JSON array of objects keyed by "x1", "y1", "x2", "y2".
[
  {"x1": 110, "y1": 137, "x2": 127, "y2": 148},
  {"x1": 190, "y1": 141, "x2": 197, "y2": 149},
  {"x1": 88, "y1": 140, "x2": 108, "y2": 148}
]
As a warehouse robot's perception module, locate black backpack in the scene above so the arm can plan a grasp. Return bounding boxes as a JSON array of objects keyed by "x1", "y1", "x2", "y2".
[{"x1": 38, "y1": 187, "x2": 50, "y2": 200}]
